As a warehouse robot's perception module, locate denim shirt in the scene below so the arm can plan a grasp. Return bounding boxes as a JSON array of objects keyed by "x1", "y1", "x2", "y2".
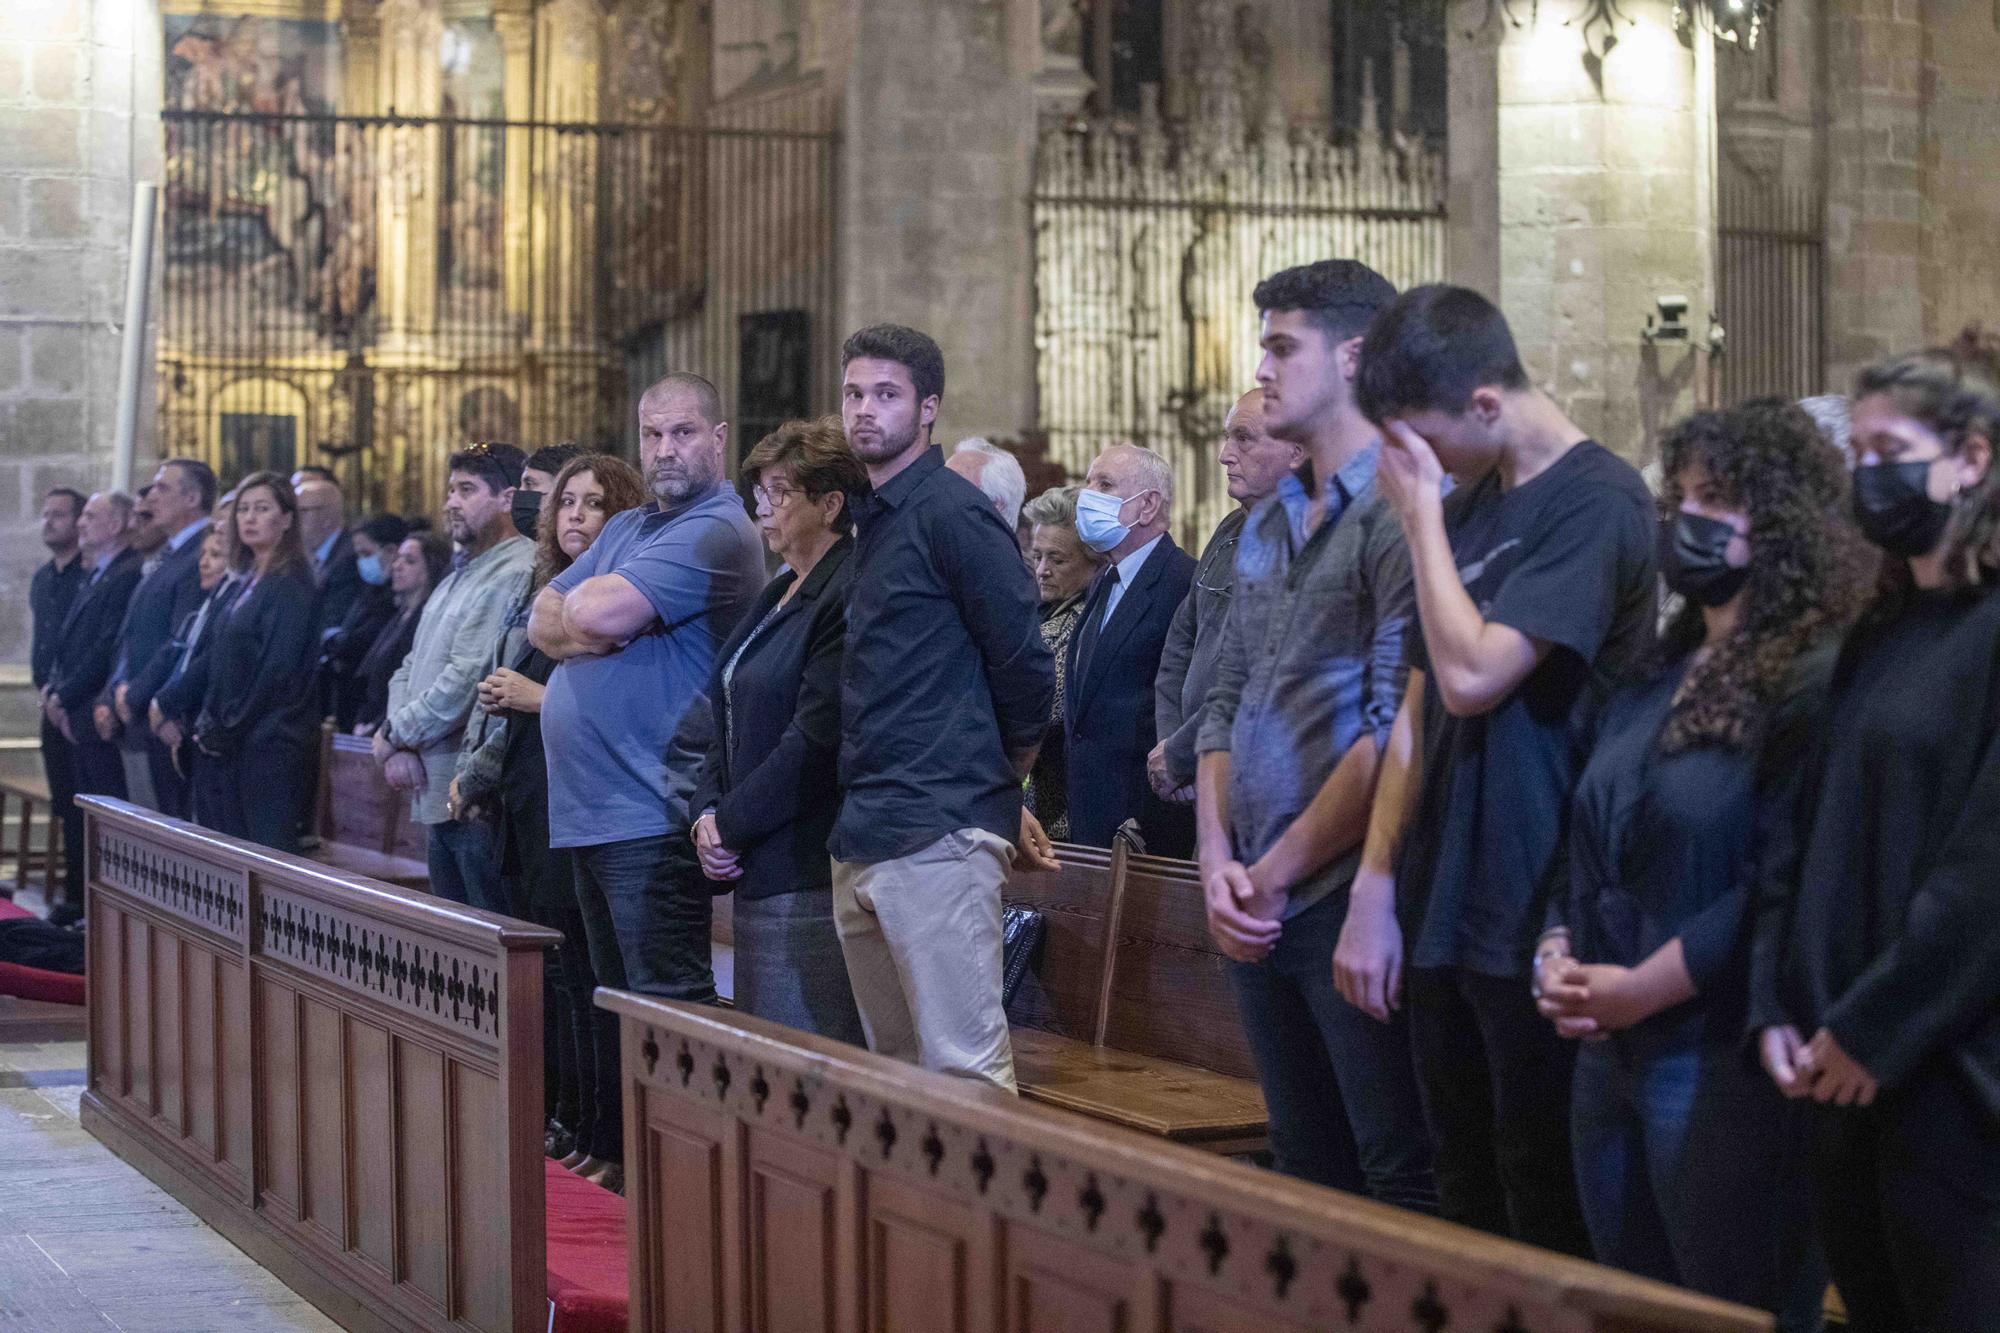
[
  {"x1": 1196, "y1": 445, "x2": 1414, "y2": 917},
  {"x1": 385, "y1": 534, "x2": 536, "y2": 825}
]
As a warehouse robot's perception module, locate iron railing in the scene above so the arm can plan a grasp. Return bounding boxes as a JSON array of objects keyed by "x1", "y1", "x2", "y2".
[
  {"x1": 1718, "y1": 175, "x2": 1825, "y2": 405},
  {"x1": 157, "y1": 108, "x2": 836, "y2": 516}
]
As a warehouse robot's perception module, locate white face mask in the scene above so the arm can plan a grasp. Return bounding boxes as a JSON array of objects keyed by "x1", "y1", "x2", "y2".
[{"x1": 1075, "y1": 487, "x2": 1151, "y2": 554}]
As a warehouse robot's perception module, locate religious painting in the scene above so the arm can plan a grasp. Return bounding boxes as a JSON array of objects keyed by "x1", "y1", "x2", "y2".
[
  {"x1": 713, "y1": 0, "x2": 803, "y2": 102},
  {"x1": 440, "y1": 18, "x2": 507, "y2": 300},
  {"x1": 738, "y1": 310, "x2": 812, "y2": 462}
]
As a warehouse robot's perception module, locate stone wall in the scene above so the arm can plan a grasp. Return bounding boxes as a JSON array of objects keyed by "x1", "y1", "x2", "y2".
[{"x1": 0, "y1": 0, "x2": 161, "y2": 692}]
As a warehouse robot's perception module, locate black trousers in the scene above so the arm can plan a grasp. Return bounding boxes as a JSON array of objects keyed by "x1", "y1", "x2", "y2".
[
  {"x1": 1406, "y1": 964, "x2": 1593, "y2": 1257},
  {"x1": 501, "y1": 788, "x2": 620, "y2": 1163},
  {"x1": 145, "y1": 735, "x2": 190, "y2": 821},
  {"x1": 65, "y1": 725, "x2": 128, "y2": 908},
  {"x1": 39, "y1": 718, "x2": 80, "y2": 905},
  {"x1": 1818, "y1": 1068, "x2": 2000, "y2": 1332},
  {"x1": 195, "y1": 731, "x2": 310, "y2": 854}
]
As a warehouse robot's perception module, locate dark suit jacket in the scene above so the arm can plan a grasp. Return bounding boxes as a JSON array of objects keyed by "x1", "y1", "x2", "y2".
[
  {"x1": 47, "y1": 548, "x2": 144, "y2": 714},
  {"x1": 313, "y1": 530, "x2": 362, "y2": 642},
  {"x1": 1063, "y1": 534, "x2": 1196, "y2": 853},
  {"x1": 190, "y1": 563, "x2": 320, "y2": 756},
  {"x1": 690, "y1": 538, "x2": 852, "y2": 900},
  {"x1": 109, "y1": 524, "x2": 211, "y2": 723}
]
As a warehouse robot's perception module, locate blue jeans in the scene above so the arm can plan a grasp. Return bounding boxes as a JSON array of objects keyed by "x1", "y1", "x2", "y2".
[
  {"x1": 427, "y1": 817, "x2": 506, "y2": 914},
  {"x1": 735, "y1": 889, "x2": 865, "y2": 1045},
  {"x1": 571, "y1": 833, "x2": 716, "y2": 1003},
  {"x1": 1572, "y1": 1033, "x2": 1824, "y2": 1331},
  {"x1": 1229, "y1": 889, "x2": 1437, "y2": 1211}
]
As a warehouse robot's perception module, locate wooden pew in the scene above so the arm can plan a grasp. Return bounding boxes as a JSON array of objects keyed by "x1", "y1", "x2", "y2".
[
  {"x1": 311, "y1": 723, "x2": 431, "y2": 888},
  {"x1": 0, "y1": 770, "x2": 63, "y2": 900},
  {"x1": 79, "y1": 796, "x2": 560, "y2": 1333},
  {"x1": 1006, "y1": 839, "x2": 1268, "y2": 1154},
  {"x1": 604, "y1": 994, "x2": 1771, "y2": 1333}
]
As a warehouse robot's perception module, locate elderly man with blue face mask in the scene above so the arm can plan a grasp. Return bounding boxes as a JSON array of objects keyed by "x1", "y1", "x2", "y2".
[{"x1": 1061, "y1": 443, "x2": 1197, "y2": 856}]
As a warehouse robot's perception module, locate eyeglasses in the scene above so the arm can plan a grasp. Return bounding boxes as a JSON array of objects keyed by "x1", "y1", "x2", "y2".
[
  {"x1": 1193, "y1": 536, "x2": 1238, "y2": 595},
  {"x1": 752, "y1": 482, "x2": 802, "y2": 509}
]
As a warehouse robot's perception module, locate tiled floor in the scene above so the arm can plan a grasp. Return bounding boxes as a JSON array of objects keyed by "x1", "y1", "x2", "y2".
[{"x1": 0, "y1": 995, "x2": 338, "y2": 1332}]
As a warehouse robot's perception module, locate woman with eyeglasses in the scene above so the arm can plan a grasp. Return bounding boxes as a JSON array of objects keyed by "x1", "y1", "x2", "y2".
[
  {"x1": 1020, "y1": 484, "x2": 1107, "y2": 841},
  {"x1": 690, "y1": 417, "x2": 868, "y2": 1043},
  {"x1": 1751, "y1": 347, "x2": 2000, "y2": 1329}
]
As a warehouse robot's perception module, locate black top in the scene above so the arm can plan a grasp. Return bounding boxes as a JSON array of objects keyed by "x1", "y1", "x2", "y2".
[
  {"x1": 108, "y1": 525, "x2": 212, "y2": 722},
  {"x1": 1561, "y1": 642, "x2": 1834, "y2": 1046},
  {"x1": 1752, "y1": 586, "x2": 2000, "y2": 1114},
  {"x1": 46, "y1": 549, "x2": 145, "y2": 714},
  {"x1": 690, "y1": 538, "x2": 853, "y2": 900},
  {"x1": 29, "y1": 553, "x2": 85, "y2": 690},
  {"x1": 1399, "y1": 441, "x2": 1657, "y2": 978},
  {"x1": 831, "y1": 447, "x2": 1055, "y2": 864},
  {"x1": 189, "y1": 563, "x2": 321, "y2": 756},
  {"x1": 498, "y1": 643, "x2": 557, "y2": 808},
  {"x1": 321, "y1": 582, "x2": 398, "y2": 730},
  {"x1": 312, "y1": 530, "x2": 362, "y2": 643},
  {"x1": 353, "y1": 605, "x2": 422, "y2": 734},
  {"x1": 151, "y1": 576, "x2": 238, "y2": 727},
  {"x1": 1063, "y1": 535, "x2": 1197, "y2": 853}
]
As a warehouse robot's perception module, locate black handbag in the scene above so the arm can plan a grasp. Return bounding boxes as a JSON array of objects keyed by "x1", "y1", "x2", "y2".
[{"x1": 1000, "y1": 905, "x2": 1045, "y2": 1007}]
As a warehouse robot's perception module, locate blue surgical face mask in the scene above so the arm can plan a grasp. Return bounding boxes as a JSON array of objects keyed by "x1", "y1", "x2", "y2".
[
  {"x1": 355, "y1": 551, "x2": 389, "y2": 586},
  {"x1": 1075, "y1": 487, "x2": 1151, "y2": 554}
]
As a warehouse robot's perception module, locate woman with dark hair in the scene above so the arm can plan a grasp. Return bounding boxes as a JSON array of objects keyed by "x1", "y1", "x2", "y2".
[
  {"x1": 1751, "y1": 348, "x2": 2000, "y2": 1330},
  {"x1": 1535, "y1": 400, "x2": 1867, "y2": 1327},
  {"x1": 352, "y1": 534, "x2": 451, "y2": 736},
  {"x1": 458, "y1": 452, "x2": 647, "y2": 1189},
  {"x1": 690, "y1": 417, "x2": 868, "y2": 1044},
  {"x1": 321, "y1": 513, "x2": 411, "y2": 729},
  {"x1": 170, "y1": 471, "x2": 322, "y2": 851}
]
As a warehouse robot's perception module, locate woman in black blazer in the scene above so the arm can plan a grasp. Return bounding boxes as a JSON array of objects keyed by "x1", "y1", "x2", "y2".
[
  {"x1": 181, "y1": 471, "x2": 321, "y2": 852},
  {"x1": 691, "y1": 417, "x2": 867, "y2": 1043}
]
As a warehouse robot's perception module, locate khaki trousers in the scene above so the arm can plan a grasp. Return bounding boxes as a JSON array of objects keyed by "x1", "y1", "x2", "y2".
[{"x1": 831, "y1": 828, "x2": 1017, "y2": 1092}]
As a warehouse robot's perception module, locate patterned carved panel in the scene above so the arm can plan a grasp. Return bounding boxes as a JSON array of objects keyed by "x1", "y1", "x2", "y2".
[
  {"x1": 256, "y1": 887, "x2": 502, "y2": 1048},
  {"x1": 627, "y1": 1023, "x2": 1606, "y2": 1333},
  {"x1": 94, "y1": 824, "x2": 248, "y2": 942}
]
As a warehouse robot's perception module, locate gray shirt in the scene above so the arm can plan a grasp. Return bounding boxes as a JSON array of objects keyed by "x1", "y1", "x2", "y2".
[
  {"x1": 1196, "y1": 445, "x2": 1414, "y2": 918},
  {"x1": 386, "y1": 534, "x2": 537, "y2": 826},
  {"x1": 1153, "y1": 505, "x2": 1247, "y2": 791}
]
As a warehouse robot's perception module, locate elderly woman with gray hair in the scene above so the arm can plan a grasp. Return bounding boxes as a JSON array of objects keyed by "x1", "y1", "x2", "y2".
[{"x1": 1021, "y1": 483, "x2": 1107, "y2": 841}]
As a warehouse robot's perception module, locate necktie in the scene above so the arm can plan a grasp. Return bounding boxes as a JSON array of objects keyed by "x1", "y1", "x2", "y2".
[{"x1": 1074, "y1": 565, "x2": 1120, "y2": 685}]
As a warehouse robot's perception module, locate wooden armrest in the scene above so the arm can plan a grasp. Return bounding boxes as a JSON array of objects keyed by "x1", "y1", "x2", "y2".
[
  {"x1": 0, "y1": 776, "x2": 52, "y2": 803},
  {"x1": 1010, "y1": 1027, "x2": 1267, "y2": 1147}
]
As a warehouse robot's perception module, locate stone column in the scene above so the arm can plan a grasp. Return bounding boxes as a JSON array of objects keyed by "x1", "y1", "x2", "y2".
[
  {"x1": 838, "y1": 0, "x2": 1040, "y2": 442},
  {"x1": 1467, "y1": 0, "x2": 1718, "y2": 462},
  {"x1": 0, "y1": 0, "x2": 162, "y2": 697}
]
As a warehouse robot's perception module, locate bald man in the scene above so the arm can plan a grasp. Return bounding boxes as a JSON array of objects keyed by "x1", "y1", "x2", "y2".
[
  {"x1": 295, "y1": 476, "x2": 359, "y2": 640},
  {"x1": 1063, "y1": 442, "x2": 1196, "y2": 855},
  {"x1": 1150, "y1": 389, "x2": 1303, "y2": 802}
]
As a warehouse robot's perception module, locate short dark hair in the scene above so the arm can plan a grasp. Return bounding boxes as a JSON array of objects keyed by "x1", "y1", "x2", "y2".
[
  {"x1": 525, "y1": 443, "x2": 585, "y2": 478},
  {"x1": 160, "y1": 457, "x2": 219, "y2": 511},
  {"x1": 841, "y1": 324, "x2": 945, "y2": 405},
  {"x1": 43, "y1": 487, "x2": 85, "y2": 518},
  {"x1": 446, "y1": 442, "x2": 527, "y2": 495},
  {"x1": 1253, "y1": 259, "x2": 1398, "y2": 344},
  {"x1": 356, "y1": 512, "x2": 412, "y2": 548},
  {"x1": 1355, "y1": 284, "x2": 1531, "y2": 422},
  {"x1": 641, "y1": 374, "x2": 724, "y2": 427}
]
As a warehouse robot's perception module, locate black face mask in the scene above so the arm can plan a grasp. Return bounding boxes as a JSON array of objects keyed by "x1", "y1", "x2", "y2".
[
  {"x1": 1659, "y1": 511, "x2": 1752, "y2": 608},
  {"x1": 1852, "y1": 460, "x2": 1952, "y2": 557},
  {"x1": 511, "y1": 489, "x2": 543, "y2": 540}
]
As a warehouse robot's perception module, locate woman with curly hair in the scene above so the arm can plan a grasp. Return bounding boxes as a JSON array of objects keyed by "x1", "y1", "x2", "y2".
[
  {"x1": 1751, "y1": 347, "x2": 2000, "y2": 1330},
  {"x1": 1534, "y1": 398, "x2": 1866, "y2": 1327}
]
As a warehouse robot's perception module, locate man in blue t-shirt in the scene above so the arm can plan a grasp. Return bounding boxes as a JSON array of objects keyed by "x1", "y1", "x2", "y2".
[
  {"x1": 1344, "y1": 286, "x2": 1657, "y2": 1255},
  {"x1": 530, "y1": 372, "x2": 766, "y2": 1005}
]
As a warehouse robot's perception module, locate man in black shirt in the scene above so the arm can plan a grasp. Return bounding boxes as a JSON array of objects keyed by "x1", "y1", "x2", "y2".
[
  {"x1": 1345, "y1": 287, "x2": 1656, "y2": 1253},
  {"x1": 831, "y1": 324, "x2": 1056, "y2": 1091},
  {"x1": 30, "y1": 487, "x2": 85, "y2": 908}
]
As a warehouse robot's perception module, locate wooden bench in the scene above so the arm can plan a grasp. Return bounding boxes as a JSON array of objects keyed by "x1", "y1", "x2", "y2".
[
  {"x1": 1006, "y1": 838, "x2": 1268, "y2": 1154},
  {"x1": 0, "y1": 771, "x2": 62, "y2": 900},
  {"x1": 606, "y1": 994, "x2": 1772, "y2": 1333},
  {"x1": 310, "y1": 723, "x2": 431, "y2": 888},
  {"x1": 79, "y1": 795, "x2": 560, "y2": 1333}
]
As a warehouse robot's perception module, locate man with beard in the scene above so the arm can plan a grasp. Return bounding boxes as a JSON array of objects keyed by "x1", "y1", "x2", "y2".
[
  {"x1": 376, "y1": 443, "x2": 536, "y2": 912},
  {"x1": 531, "y1": 374, "x2": 764, "y2": 1005},
  {"x1": 829, "y1": 324, "x2": 1055, "y2": 1091}
]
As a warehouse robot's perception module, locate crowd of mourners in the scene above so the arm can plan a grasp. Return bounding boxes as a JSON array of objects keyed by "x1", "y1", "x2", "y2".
[{"x1": 25, "y1": 262, "x2": 2000, "y2": 1331}]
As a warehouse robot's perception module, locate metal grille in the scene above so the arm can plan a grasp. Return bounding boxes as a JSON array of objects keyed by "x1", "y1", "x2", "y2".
[
  {"x1": 157, "y1": 109, "x2": 836, "y2": 516},
  {"x1": 1031, "y1": 118, "x2": 1447, "y2": 547},
  {"x1": 1717, "y1": 175, "x2": 1825, "y2": 404}
]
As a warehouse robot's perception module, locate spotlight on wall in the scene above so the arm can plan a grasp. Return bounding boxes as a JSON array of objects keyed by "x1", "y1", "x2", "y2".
[{"x1": 1672, "y1": 0, "x2": 1776, "y2": 48}]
